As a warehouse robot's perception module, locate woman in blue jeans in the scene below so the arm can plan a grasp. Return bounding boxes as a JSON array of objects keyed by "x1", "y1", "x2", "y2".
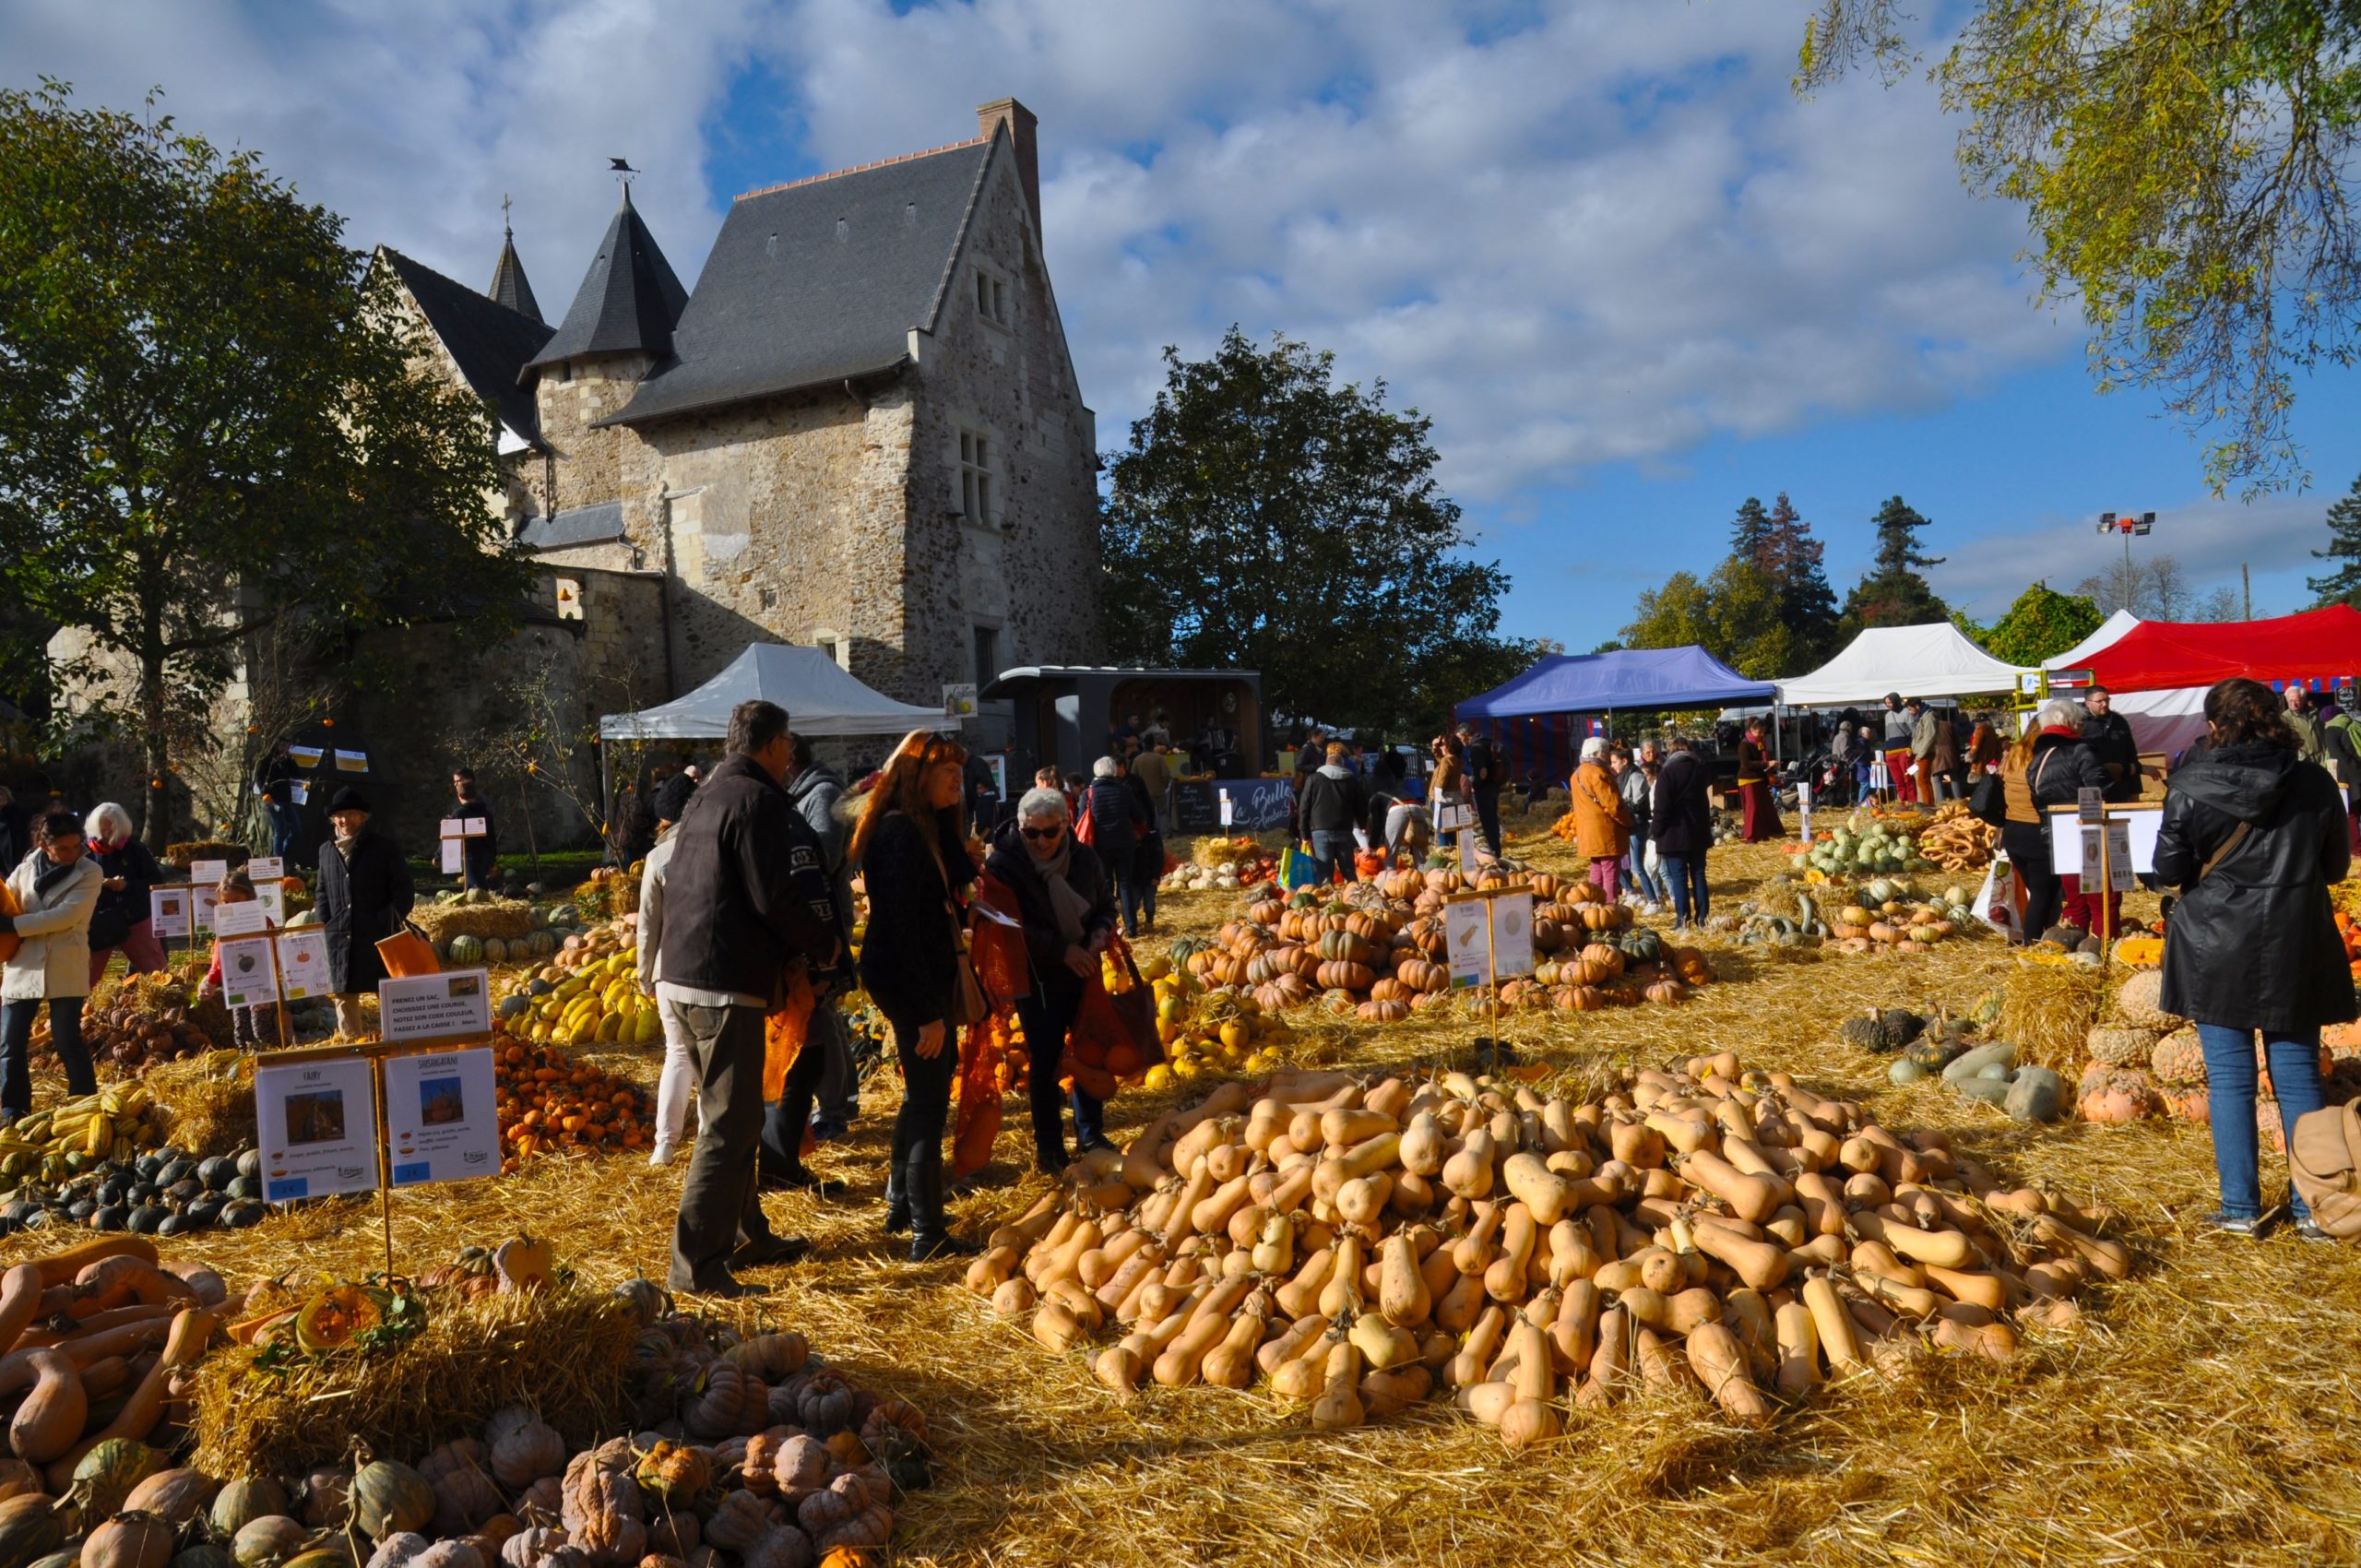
[{"x1": 2153, "y1": 678, "x2": 2356, "y2": 1241}]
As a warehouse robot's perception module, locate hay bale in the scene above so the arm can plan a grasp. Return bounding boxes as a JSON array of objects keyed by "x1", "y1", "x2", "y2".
[
  {"x1": 165, "y1": 840, "x2": 249, "y2": 871},
  {"x1": 2000, "y1": 960, "x2": 2108, "y2": 1072},
  {"x1": 147, "y1": 1050, "x2": 258, "y2": 1156},
  {"x1": 1190, "y1": 835, "x2": 1275, "y2": 870},
  {"x1": 193, "y1": 1284, "x2": 642, "y2": 1479},
  {"x1": 411, "y1": 898, "x2": 534, "y2": 947}
]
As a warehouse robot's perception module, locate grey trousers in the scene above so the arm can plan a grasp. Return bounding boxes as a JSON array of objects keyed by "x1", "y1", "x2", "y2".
[{"x1": 666, "y1": 998, "x2": 775, "y2": 1289}]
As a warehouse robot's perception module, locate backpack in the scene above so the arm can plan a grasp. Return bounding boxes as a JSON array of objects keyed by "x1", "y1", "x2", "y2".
[{"x1": 2289, "y1": 1101, "x2": 2361, "y2": 1241}]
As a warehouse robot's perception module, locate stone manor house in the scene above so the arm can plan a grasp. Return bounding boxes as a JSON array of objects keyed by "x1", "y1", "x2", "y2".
[{"x1": 213, "y1": 98, "x2": 1107, "y2": 848}]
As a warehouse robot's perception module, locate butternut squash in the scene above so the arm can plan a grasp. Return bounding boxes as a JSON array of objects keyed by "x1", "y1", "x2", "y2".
[
  {"x1": 0, "y1": 1268, "x2": 41, "y2": 1361},
  {"x1": 1316, "y1": 1234, "x2": 1366, "y2": 1321},
  {"x1": 1685, "y1": 1323, "x2": 1771, "y2": 1424},
  {"x1": 1801, "y1": 1274, "x2": 1864, "y2": 1377},
  {"x1": 1201, "y1": 1300, "x2": 1271, "y2": 1390},
  {"x1": 1309, "y1": 1341, "x2": 1365, "y2": 1431},
  {"x1": 1376, "y1": 1235, "x2": 1430, "y2": 1329},
  {"x1": 1680, "y1": 1148, "x2": 1782, "y2": 1223},
  {"x1": 1501, "y1": 1153, "x2": 1572, "y2": 1225},
  {"x1": 1851, "y1": 1211, "x2": 1974, "y2": 1270},
  {"x1": 1321, "y1": 1108, "x2": 1394, "y2": 1148},
  {"x1": 1482, "y1": 1206, "x2": 1537, "y2": 1303},
  {"x1": 8, "y1": 1350, "x2": 83, "y2": 1462},
  {"x1": 1440, "y1": 1130, "x2": 1497, "y2": 1199},
  {"x1": 1443, "y1": 1305, "x2": 1508, "y2": 1389},
  {"x1": 1497, "y1": 1320, "x2": 1560, "y2": 1450},
  {"x1": 1347, "y1": 1313, "x2": 1418, "y2": 1372},
  {"x1": 1431, "y1": 1271, "x2": 1486, "y2": 1337},
  {"x1": 1773, "y1": 1298, "x2": 1821, "y2": 1396},
  {"x1": 1689, "y1": 1219, "x2": 1789, "y2": 1291},
  {"x1": 30, "y1": 1240, "x2": 157, "y2": 1292}
]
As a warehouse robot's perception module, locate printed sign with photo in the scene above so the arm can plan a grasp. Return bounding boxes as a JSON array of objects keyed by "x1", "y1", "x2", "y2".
[
  {"x1": 247, "y1": 857, "x2": 285, "y2": 882},
  {"x1": 276, "y1": 929, "x2": 330, "y2": 1001},
  {"x1": 254, "y1": 882, "x2": 286, "y2": 923},
  {"x1": 382, "y1": 1047, "x2": 501, "y2": 1187},
  {"x1": 289, "y1": 745, "x2": 325, "y2": 768},
  {"x1": 255, "y1": 1055, "x2": 380, "y2": 1202},
  {"x1": 191, "y1": 886, "x2": 222, "y2": 935},
  {"x1": 148, "y1": 889, "x2": 190, "y2": 940},
  {"x1": 218, "y1": 935, "x2": 280, "y2": 1010},
  {"x1": 334, "y1": 749, "x2": 369, "y2": 774}
]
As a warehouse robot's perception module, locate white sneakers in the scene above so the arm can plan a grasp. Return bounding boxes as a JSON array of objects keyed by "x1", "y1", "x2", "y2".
[{"x1": 648, "y1": 1145, "x2": 679, "y2": 1169}]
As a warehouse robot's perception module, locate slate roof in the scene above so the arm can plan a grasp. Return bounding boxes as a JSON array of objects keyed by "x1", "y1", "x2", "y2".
[
  {"x1": 489, "y1": 232, "x2": 542, "y2": 323},
  {"x1": 600, "y1": 137, "x2": 995, "y2": 428},
  {"x1": 380, "y1": 248, "x2": 553, "y2": 446},
  {"x1": 525, "y1": 189, "x2": 690, "y2": 372},
  {"x1": 518, "y1": 501, "x2": 626, "y2": 552}
]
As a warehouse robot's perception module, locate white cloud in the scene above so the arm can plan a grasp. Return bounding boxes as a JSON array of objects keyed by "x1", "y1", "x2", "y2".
[
  {"x1": 3, "y1": 0, "x2": 2075, "y2": 506},
  {"x1": 1932, "y1": 493, "x2": 2331, "y2": 618}
]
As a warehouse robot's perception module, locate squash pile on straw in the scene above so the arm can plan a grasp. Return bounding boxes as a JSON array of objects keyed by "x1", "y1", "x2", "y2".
[{"x1": 967, "y1": 1056, "x2": 2120, "y2": 1445}]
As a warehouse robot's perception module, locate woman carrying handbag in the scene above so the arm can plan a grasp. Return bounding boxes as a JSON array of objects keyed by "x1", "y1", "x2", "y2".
[{"x1": 852, "y1": 731, "x2": 981, "y2": 1261}]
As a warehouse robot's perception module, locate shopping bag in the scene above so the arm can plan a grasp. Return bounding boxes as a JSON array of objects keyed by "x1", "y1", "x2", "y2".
[
  {"x1": 1074, "y1": 804, "x2": 1097, "y2": 848},
  {"x1": 375, "y1": 921, "x2": 440, "y2": 979},
  {"x1": 1279, "y1": 843, "x2": 1319, "y2": 890},
  {"x1": 1975, "y1": 858, "x2": 2023, "y2": 941},
  {"x1": 0, "y1": 882, "x2": 18, "y2": 967},
  {"x1": 763, "y1": 968, "x2": 816, "y2": 1100}
]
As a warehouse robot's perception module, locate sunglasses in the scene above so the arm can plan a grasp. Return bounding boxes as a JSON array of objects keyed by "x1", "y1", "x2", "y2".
[{"x1": 1020, "y1": 825, "x2": 1064, "y2": 841}]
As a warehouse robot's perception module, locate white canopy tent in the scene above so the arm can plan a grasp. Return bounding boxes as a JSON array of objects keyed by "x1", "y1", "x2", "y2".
[
  {"x1": 1774, "y1": 624, "x2": 2037, "y2": 709},
  {"x1": 599, "y1": 644, "x2": 951, "y2": 741},
  {"x1": 2044, "y1": 609, "x2": 2141, "y2": 671}
]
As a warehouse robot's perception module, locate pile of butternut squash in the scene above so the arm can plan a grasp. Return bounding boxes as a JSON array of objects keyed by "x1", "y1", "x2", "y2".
[
  {"x1": 965, "y1": 1056, "x2": 2122, "y2": 1445},
  {"x1": 0, "y1": 1238, "x2": 226, "y2": 1491}
]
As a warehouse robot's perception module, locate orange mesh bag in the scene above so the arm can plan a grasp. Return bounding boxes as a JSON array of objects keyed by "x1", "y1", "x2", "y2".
[
  {"x1": 951, "y1": 1009, "x2": 1011, "y2": 1178},
  {"x1": 763, "y1": 969, "x2": 816, "y2": 1101},
  {"x1": 970, "y1": 872, "x2": 1030, "y2": 1004}
]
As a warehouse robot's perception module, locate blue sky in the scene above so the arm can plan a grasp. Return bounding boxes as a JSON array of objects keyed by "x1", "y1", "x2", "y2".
[{"x1": 7, "y1": 0, "x2": 2351, "y2": 653}]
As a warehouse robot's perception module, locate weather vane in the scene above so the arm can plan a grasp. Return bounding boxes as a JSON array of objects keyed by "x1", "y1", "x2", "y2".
[{"x1": 611, "y1": 158, "x2": 638, "y2": 197}]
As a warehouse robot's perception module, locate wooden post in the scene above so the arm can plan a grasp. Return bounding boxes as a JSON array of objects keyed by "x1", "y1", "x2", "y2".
[
  {"x1": 1484, "y1": 894, "x2": 1501, "y2": 1048},
  {"x1": 373, "y1": 1051, "x2": 396, "y2": 1277}
]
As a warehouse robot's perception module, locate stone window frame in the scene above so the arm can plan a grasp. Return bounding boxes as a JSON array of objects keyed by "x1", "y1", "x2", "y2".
[
  {"x1": 956, "y1": 422, "x2": 1002, "y2": 529},
  {"x1": 972, "y1": 261, "x2": 1012, "y2": 331},
  {"x1": 969, "y1": 619, "x2": 1003, "y2": 688},
  {"x1": 812, "y1": 629, "x2": 850, "y2": 670}
]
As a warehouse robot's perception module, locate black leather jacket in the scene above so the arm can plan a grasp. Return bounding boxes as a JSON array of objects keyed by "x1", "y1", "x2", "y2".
[{"x1": 2154, "y1": 742, "x2": 2356, "y2": 1033}]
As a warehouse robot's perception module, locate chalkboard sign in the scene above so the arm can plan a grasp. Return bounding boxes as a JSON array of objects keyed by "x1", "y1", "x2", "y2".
[{"x1": 1173, "y1": 778, "x2": 1295, "y2": 834}]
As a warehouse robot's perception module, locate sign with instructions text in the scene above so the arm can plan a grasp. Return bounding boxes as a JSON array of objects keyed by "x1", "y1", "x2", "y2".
[
  {"x1": 377, "y1": 970, "x2": 492, "y2": 1045},
  {"x1": 256, "y1": 1054, "x2": 380, "y2": 1202},
  {"x1": 248, "y1": 857, "x2": 284, "y2": 882},
  {"x1": 210, "y1": 897, "x2": 271, "y2": 937},
  {"x1": 189, "y1": 859, "x2": 229, "y2": 891},
  {"x1": 382, "y1": 1046, "x2": 501, "y2": 1187}
]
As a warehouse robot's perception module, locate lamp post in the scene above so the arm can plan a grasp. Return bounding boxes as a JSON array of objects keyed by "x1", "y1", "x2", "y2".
[{"x1": 2097, "y1": 510, "x2": 2154, "y2": 612}]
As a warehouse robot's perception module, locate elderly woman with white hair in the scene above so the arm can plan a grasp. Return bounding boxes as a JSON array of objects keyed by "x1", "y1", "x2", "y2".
[
  {"x1": 1570, "y1": 735, "x2": 1632, "y2": 898},
  {"x1": 1999, "y1": 699, "x2": 2112, "y2": 941},
  {"x1": 984, "y1": 786, "x2": 1121, "y2": 1172},
  {"x1": 81, "y1": 803, "x2": 169, "y2": 984}
]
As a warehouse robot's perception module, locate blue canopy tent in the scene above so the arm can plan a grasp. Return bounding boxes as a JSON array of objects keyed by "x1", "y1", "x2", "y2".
[{"x1": 1454, "y1": 647, "x2": 1776, "y2": 783}]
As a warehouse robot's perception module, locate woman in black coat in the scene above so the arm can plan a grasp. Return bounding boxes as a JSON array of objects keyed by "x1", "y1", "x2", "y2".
[
  {"x1": 314, "y1": 789, "x2": 414, "y2": 1041},
  {"x1": 1082, "y1": 758, "x2": 1144, "y2": 937},
  {"x1": 851, "y1": 732, "x2": 978, "y2": 1261},
  {"x1": 1120, "y1": 759, "x2": 1167, "y2": 935},
  {"x1": 983, "y1": 790, "x2": 1118, "y2": 1173},
  {"x1": 1649, "y1": 736, "x2": 1715, "y2": 929},
  {"x1": 1998, "y1": 701, "x2": 2113, "y2": 942},
  {"x1": 2153, "y1": 678, "x2": 2356, "y2": 1240}
]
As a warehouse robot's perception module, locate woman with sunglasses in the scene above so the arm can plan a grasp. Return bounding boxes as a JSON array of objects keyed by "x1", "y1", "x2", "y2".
[
  {"x1": 983, "y1": 787, "x2": 1119, "y2": 1172},
  {"x1": 850, "y1": 731, "x2": 978, "y2": 1260}
]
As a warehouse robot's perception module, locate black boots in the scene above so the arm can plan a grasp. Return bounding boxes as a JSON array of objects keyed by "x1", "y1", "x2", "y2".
[{"x1": 906, "y1": 1142, "x2": 975, "y2": 1262}]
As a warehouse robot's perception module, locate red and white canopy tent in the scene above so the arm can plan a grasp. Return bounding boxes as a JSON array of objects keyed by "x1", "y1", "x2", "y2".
[{"x1": 2047, "y1": 605, "x2": 2361, "y2": 759}]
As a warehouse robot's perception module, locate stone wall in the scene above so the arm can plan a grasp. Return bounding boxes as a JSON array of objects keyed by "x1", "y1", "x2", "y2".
[{"x1": 522, "y1": 353, "x2": 657, "y2": 575}]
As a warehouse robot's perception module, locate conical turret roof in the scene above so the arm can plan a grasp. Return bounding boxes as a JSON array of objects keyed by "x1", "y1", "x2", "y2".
[
  {"x1": 488, "y1": 230, "x2": 541, "y2": 323},
  {"x1": 524, "y1": 188, "x2": 688, "y2": 374}
]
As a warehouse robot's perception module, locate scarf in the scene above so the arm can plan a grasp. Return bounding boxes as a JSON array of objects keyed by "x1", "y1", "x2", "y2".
[
  {"x1": 33, "y1": 852, "x2": 80, "y2": 902},
  {"x1": 1031, "y1": 834, "x2": 1092, "y2": 946}
]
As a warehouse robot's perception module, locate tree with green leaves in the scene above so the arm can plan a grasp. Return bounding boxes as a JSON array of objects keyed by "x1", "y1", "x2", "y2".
[
  {"x1": 1976, "y1": 582, "x2": 2105, "y2": 666},
  {"x1": 1100, "y1": 327, "x2": 1525, "y2": 735},
  {"x1": 1797, "y1": 1, "x2": 2361, "y2": 493},
  {"x1": 1619, "y1": 557, "x2": 1793, "y2": 678},
  {"x1": 0, "y1": 82, "x2": 529, "y2": 846},
  {"x1": 1729, "y1": 497, "x2": 1774, "y2": 564},
  {"x1": 1841, "y1": 495, "x2": 1950, "y2": 632},
  {"x1": 2310, "y1": 471, "x2": 2361, "y2": 607}
]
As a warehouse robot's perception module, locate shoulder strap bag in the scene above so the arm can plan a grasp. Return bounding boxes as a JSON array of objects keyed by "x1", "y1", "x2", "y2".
[
  {"x1": 925, "y1": 832, "x2": 991, "y2": 1028},
  {"x1": 2196, "y1": 820, "x2": 2253, "y2": 883}
]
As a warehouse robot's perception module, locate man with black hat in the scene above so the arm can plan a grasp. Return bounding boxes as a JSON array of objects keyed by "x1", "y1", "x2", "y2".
[
  {"x1": 314, "y1": 788, "x2": 414, "y2": 1041},
  {"x1": 658, "y1": 700, "x2": 845, "y2": 1297}
]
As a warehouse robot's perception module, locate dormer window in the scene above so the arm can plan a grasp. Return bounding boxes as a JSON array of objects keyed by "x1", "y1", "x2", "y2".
[{"x1": 975, "y1": 268, "x2": 1009, "y2": 327}]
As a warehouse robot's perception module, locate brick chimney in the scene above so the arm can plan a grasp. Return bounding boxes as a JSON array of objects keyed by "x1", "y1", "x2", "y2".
[{"x1": 976, "y1": 98, "x2": 1041, "y2": 244}]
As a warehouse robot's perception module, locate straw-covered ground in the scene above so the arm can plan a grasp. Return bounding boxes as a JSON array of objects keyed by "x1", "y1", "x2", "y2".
[{"x1": 6, "y1": 826, "x2": 2358, "y2": 1566}]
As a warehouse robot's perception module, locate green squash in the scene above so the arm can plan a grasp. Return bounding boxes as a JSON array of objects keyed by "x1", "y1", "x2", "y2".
[
  {"x1": 0, "y1": 1495, "x2": 65, "y2": 1568},
  {"x1": 72, "y1": 1437, "x2": 163, "y2": 1520},
  {"x1": 445, "y1": 935, "x2": 485, "y2": 966},
  {"x1": 349, "y1": 1461, "x2": 433, "y2": 1543}
]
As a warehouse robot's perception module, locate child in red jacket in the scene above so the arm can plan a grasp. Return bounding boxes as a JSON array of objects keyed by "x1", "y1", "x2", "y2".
[{"x1": 199, "y1": 871, "x2": 281, "y2": 1049}]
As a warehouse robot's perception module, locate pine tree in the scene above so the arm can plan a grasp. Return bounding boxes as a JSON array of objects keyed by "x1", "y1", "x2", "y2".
[
  {"x1": 2309, "y1": 471, "x2": 2361, "y2": 608},
  {"x1": 1761, "y1": 493, "x2": 1838, "y2": 662},
  {"x1": 1729, "y1": 496, "x2": 1774, "y2": 564},
  {"x1": 1840, "y1": 495, "x2": 1950, "y2": 632}
]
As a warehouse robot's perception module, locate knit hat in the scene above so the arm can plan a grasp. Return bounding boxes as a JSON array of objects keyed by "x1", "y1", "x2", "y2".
[
  {"x1": 1580, "y1": 737, "x2": 1608, "y2": 762},
  {"x1": 1093, "y1": 756, "x2": 1121, "y2": 778},
  {"x1": 329, "y1": 787, "x2": 371, "y2": 813}
]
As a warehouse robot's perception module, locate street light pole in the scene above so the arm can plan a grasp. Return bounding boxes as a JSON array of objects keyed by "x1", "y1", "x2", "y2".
[{"x1": 2097, "y1": 510, "x2": 2155, "y2": 612}]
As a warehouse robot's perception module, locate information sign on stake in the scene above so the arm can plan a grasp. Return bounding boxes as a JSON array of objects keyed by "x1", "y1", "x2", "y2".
[
  {"x1": 217, "y1": 934, "x2": 280, "y2": 1010},
  {"x1": 1443, "y1": 897, "x2": 1491, "y2": 989},
  {"x1": 2079, "y1": 825, "x2": 2106, "y2": 885},
  {"x1": 1455, "y1": 826, "x2": 1480, "y2": 873},
  {"x1": 2105, "y1": 820, "x2": 2136, "y2": 892},
  {"x1": 256, "y1": 1055, "x2": 381, "y2": 1202},
  {"x1": 211, "y1": 898, "x2": 271, "y2": 937},
  {"x1": 276, "y1": 930, "x2": 331, "y2": 1000},
  {"x1": 189, "y1": 859, "x2": 229, "y2": 890},
  {"x1": 377, "y1": 970, "x2": 492, "y2": 1044},
  {"x1": 1488, "y1": 889, "x2": 1536, "y2": 980},
  {"x1": 439, "y1": 838, "x2": 464, "y2": 875},
  {"x1": 382, "y1": 1047, "x2": 502, "y2": 1187},
  {"x1": 254, "y1": 882, "x2": 286, "y2": 923},
  {"x1": 334, "y1": 749, "x2": 369, "y2": 774},
  {"x1": 1217, "y1": 790, "x2": 1234, "y2": 828},
  {"x1": 190, "y1": 886, "x2": 222, "y2": 935},
  {"x1": 1797, "y1": 780, "x2": 1813, "y2": 846},
  {"x1": 148, "y1": 889, "x2": 190, "y2": 940},
  {"x1": 2077, "y1": 788, "x2": 2103, "y2": 826},
  {"x1": 247, "y1": 857, "x2": 285, "y2": 883}
]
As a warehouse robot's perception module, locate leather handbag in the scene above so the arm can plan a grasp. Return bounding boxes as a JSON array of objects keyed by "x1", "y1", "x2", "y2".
[{"x1": 1968, "y1": 770, "x2": 2008, "y2": 826}]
